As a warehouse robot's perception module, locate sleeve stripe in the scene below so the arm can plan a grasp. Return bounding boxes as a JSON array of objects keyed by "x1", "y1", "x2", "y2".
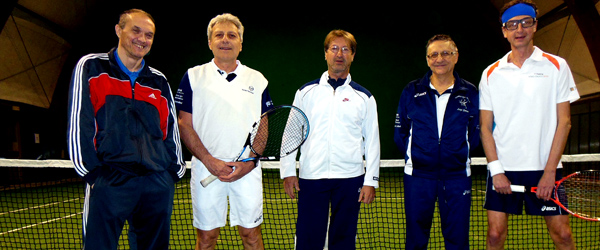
[{"x1": 68, "y1": 53, "x2": 106, "y2": 177}]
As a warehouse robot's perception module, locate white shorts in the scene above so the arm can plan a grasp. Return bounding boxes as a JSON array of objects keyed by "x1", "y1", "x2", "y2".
[{"x1": 190, "y1": 159, "x2": 263, "y2": 230}]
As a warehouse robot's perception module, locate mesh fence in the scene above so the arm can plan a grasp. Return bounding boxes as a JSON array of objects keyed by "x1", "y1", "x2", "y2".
[{"x1": 1, "y1": 155, "x2": 599, "y2": 249}]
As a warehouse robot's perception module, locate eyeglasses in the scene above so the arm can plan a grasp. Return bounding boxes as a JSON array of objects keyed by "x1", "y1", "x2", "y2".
[
  {"x1": 329, "y1": 45, "x2": 352, "y2": 55},
  {"x1": 426, "y1": 51, "x2": 457, "y2": 60},
  {"x1": 503, "y1": 17, "x2": 537, "y2": 30}
]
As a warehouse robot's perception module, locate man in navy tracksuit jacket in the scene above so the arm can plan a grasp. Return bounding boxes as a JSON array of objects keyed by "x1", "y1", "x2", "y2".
[
  {"x1": 67, "y1": 9, "x2": 185, "y2": 250},
  {"x1": 394, "y1": 35, "x2": 479, "y2": 250}
]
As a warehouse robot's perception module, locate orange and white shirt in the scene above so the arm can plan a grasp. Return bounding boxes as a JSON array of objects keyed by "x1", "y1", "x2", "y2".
[{"x1": 479, "y1": 46, "x2": 579, "y2": 175}]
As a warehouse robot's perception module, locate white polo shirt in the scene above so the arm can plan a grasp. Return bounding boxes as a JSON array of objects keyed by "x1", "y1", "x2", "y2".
[{"x1": 479, "y1": 47, "x2": 579, "y2": 175}]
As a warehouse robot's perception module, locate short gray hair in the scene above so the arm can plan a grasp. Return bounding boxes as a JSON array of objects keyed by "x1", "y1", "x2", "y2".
[{"x1": 207, "y1": 13, "x2": 244, "y2": 42}]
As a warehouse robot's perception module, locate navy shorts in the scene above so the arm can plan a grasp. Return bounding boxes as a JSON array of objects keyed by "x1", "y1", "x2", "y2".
[{"x1": 484, "y1": 170, "x2": 568, "y2": 216}]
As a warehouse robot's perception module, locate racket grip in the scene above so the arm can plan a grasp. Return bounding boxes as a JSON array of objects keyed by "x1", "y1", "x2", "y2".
[
  {"x1": 200, "y1": 175, "x2": 218, "y2": 187},
  {"x1": 492, "y1": 185, "x2": 526, "y2": 193}
]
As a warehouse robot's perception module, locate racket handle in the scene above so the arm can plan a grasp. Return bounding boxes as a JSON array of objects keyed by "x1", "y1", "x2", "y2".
[
  {"x1": 492, "y1": 185, "x2": 526, "y2": 193},
  {"x1": 200, "y1": 175, "x2": 218, "y2": 187}
]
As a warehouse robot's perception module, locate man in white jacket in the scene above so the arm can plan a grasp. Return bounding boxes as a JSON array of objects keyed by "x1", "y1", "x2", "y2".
[{"x1": 280, "y1": 29, "x2": 380, "y2": 250}]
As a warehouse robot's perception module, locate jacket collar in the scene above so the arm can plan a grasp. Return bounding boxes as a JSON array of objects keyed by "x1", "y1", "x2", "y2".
[
  {"x1": 108, "y1": 47, "x2": 151, "y2": 78},
  {"x1": 318, "y1": 71, "x2": 352, "y2": 87},
  {"x1": 418, "y1": 70, "x2": 470, "y2": 93}
]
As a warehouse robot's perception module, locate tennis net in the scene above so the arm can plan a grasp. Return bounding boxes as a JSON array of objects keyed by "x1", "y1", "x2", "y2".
[{"x1": 1, "y1": 155, "x2": 599, "y2": 249}]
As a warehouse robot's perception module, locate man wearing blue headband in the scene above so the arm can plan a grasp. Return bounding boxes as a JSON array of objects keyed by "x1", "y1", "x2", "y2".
[{"x1": 479, "y1": 0, "x2": 579, "y2": 249}]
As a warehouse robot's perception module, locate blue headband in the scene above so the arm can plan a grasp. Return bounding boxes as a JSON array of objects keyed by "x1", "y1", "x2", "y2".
[{"x1": 501, "y1": 3, "x2": 536, "y2": 24}]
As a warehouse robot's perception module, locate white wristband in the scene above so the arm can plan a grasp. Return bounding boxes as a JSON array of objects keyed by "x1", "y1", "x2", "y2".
[{"x1": 487, "y1": 160, "x2": 505, "y2": 176}]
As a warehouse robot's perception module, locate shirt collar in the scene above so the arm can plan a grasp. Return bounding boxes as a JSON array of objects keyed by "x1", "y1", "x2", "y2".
[
  {"x1": 114, "y1": 50, "x2": 144, "y2": 84},
  {"x1": 429, "y1": 82, "x2": 454, "y2": 95},
  {"x1": 211, "y1": 59, "x2": 243, "y2": 78},
  {"x1": 499, "y1": 46, "x2": 543, "y2": 68}
]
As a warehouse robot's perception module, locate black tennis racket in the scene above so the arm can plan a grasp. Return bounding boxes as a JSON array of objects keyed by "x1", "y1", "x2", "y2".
[
  {"x1": 200, "y1": 105, "x2": 310, "y2": 187},
  {"x1": 494, "y1": 170, "x2": 600, "y2": 221}
]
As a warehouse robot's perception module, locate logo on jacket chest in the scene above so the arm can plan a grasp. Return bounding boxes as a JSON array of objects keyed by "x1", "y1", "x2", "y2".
[{"x1": 455, "y1": 95, "x2": 470, "y2": 113}]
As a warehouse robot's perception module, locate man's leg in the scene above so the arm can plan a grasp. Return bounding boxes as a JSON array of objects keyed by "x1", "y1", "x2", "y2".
[
  {"x1": 438, "y1": 177, "x2": 471, "y2": 250},
  {"x1": 545, "y1": 215, "x2": 575, "y2": 250},
  {"x1": 327, "y1": 176, "x2": 363, "y2": 250},
  {"x1": 296, "y1": 178, "x2": 330, "y2": 250},
  {"x1": 190, "y1": 165, "x2": 228, "y2": 250},
  {"x1": 83, "y1": 168, "x2": 134, "y2": 250},
  {"x1": 404, "y1": 174, "x2": 437, "y2": 250},
  {"x1": 130, "y1": 171, "x2": 174, "y2": 250},
  {"x1": 486, "y1": 210, "x2": 509, "y2": 250},
  {"x1": 238, "y1": 225, "x2": 264, "y2": 250},
  {"x1": 196, "y1": 228, "x2": 220, "y2": 250}
]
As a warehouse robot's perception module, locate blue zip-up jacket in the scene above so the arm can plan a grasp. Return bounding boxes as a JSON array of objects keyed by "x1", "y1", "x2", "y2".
[
  {"x1": 394, "y1": 71, "x2": 479, "y2": 180},
  {"x1": 67, "y1": 48, "x2": 186, "y2": 184}
]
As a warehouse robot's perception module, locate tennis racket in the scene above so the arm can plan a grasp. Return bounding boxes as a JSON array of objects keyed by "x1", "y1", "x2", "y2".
[
  {"x1": 494, "y1": 170, "x2": 600, "y2": 221},
  {"x1": 200, "y1": 105, "x2": 310, "y2": 187}
]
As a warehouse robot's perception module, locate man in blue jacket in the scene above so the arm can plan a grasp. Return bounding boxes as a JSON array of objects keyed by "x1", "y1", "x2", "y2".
[
  {"x1": 67, "y1": 9, "x2": 185, "y2": 250},
  {"x1": 394, "y1": 34, "x2": 479, "y2": 250}
]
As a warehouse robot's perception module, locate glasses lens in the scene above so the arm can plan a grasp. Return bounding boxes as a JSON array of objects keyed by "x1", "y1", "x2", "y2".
[
  {"x1": 505, "y1": 20, "x2": 519, "y2": 30},
  {"x1": 505, "y1": 17, "x2": 535, "y2": 30},
  {"x1": 522, "y1": 17, "x2": 535, "y2": 28},
  {"x1": 330, "y1": 46, "x2": 339, "y2": 54},
  {"x1": 427, "y1": 52, "x2": 439, "y2": 59}
]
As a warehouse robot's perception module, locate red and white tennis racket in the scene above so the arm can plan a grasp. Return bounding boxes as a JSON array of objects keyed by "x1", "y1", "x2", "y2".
[{"x1": 495, "y1": 170, "x2": 600, "y2": 221}]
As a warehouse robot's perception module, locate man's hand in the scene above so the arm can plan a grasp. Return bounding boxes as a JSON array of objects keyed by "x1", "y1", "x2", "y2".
[
  {"x1": 359, "y1": 186, "x2": 376, "y2": 204},
  {"x1": 203, "y1": 156, "x2": 234, "y2": 177},
  {"x1": 492, "y1": 173, "x2": 512, "y2": 194},
  {"x1": 218, "y1": 160, "x2": 255, "y2": 183},
  {"x1": 536, "y1": 171, "x2": 556, "y2": 201},
  {"x1": 283, "y1": 176, "x2": 300, "y2": 199}
]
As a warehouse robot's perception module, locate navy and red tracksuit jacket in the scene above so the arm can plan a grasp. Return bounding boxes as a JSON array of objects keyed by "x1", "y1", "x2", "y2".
[{"x1": 67, "y1": 48, "x2": 185, "y2": 183}]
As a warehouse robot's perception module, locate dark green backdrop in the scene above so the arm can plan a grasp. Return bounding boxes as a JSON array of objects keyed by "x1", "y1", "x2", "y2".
[{"x1": 11, "y1": 1, "x2": 514, "y2": 159}]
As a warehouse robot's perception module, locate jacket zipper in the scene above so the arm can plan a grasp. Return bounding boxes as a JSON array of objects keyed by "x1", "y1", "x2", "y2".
[{"x1": 327, "y1": 85, "x2": 336, "y2": 178}]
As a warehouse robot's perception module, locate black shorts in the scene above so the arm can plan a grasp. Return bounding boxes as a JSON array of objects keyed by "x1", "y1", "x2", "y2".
[{"x1": 484, "y1": 170, "x2": 568, "y2": 216}]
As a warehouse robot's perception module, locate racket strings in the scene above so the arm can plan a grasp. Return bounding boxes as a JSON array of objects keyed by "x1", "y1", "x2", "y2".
[
  {"x1": 250, "y1": 107, "x2": 309, "y2": 157},
  {"x1": 559, "y1": 171, "x2": 600, "y2": 220}
]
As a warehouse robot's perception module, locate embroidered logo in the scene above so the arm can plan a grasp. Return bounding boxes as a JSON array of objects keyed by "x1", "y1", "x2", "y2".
[
  {"x1": 254, "y1": 213, "x2": 263, "y2": 223},
  {"x1": 455, "y1": 95, "x2": 470, "y2": 113},
  {"x1": 343, "y1": 98, "x2": 350, "y2": 102},
  {"x1": 530, "y1": 73, "x2": 549, "y2": 78},
  {"x1": 414, "y1": 92, "x2": 427, "y2": 98},
  {"x1": 242, "y1": 86, "x2": 255, "y2": 94},
  {"x1": 148, "y1": 93, "x2": 157, "y2": 99},
  {"x1": 541, "y1": 206, "x2": 557, "y2": 211}
]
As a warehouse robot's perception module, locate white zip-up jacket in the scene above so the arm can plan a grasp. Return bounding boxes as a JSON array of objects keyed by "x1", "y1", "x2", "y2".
[{"x1": 280, "y1": 72, "x2": 380, "y2": 188}]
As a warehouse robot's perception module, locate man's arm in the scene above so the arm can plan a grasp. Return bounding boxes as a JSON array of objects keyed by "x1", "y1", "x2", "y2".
[
  {"x1": 360, "y1": 96, "x2": 380, "y2": 204},
  {"x1": 281, "y1": 90, "x2": 302, "y2": 199},
  {"x1": 480, "y1": 110, "x2": 512, "y2": 194},
  {"x1": 537, "y1": 101, "x2": 572, "y2": 201},
  {"x1": 178, "y1": 111, "x2": 233, "y2": 177},
  {"x1": 162, "y1": 82, "x2": 186, "y2": 181},
  {"x1": 393, "y1": 86, "x2": 412, "y2": 153},
  {"x1": 67, "y1": 56, "x2": 103, "y2": 184}
]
